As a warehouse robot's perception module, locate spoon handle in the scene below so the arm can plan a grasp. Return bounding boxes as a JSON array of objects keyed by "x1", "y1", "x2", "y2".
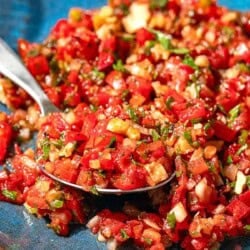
[{"x1": 0, "y1": 38, "x2": 59, "y2": 115}]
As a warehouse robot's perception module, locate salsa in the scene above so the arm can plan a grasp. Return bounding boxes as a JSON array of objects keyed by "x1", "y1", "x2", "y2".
[{"x1": 0, "y1": 0, "x2": 250, "y2": 249}]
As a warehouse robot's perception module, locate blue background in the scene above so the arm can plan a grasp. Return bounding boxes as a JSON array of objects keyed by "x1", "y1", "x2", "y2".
[{"x1": 0, "y1": 0, "x2": 250, "y2": 249}]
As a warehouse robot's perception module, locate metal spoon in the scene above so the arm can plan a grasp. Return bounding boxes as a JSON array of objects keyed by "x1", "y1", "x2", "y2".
[{"x1": 0, "y1": 38, "x2": 175, "y2": 194}]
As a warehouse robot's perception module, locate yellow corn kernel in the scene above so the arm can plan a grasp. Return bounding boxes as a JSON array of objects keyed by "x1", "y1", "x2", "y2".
[
  {"x1": 204, "y1": 145, "x2": 217, "y2": 159},
  {"x1": 107, "y1": 118, "x2": 130, "y2": 134},
  {"x1": 126, "y1": 127, "x2": 141, "y2": 140},
  {"x1": 59, "y1": 142, "x2": 75, "y2": 157},
  {"x1": 194, "y1": 55, "x2": 210, "y2": 68},
  {"x1": 69, "y1": 8, "x2": 82, "y2": 22},
  {"x1": 144, "y1": 162, "x2": 168, "y2": 186},
  {"x1": 93, "y1": 6, "x2": 113, "y2": 30},
  {"x1": 89, "y1": 159, "x2": 101, "y2": 169}
]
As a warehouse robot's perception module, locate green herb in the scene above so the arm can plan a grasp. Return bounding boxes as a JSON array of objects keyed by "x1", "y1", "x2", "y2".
[
  {"x1": 121, "y1": 34, "x2": 135, "y2": 42},
  {"x1": 151, "y1": 129, "x2": 160, "y2": 141},
  {"x1": 49, "y1": 58, "x2": 60, "y2": 73},
  {"x1": 204, "y1": 122, "x2": 212, "y2": 131},
  {"x1": 27, "y1": 49, "x2": 39, "y2": 57},
  {"x1": 53, "y1": 139, "x2": 64, "y2": 148},
  {"x1": 2, "y1": 189, "x2": 17, "y2": 201},
  {"x1": 98, "y1": 170, "x2": 106, "y2": 178},
  {"x1": 144, "y1": 40, "x2": 156, "y2": 55},
  {"x1": 170, "y1": 47, "x2": 189, "y2": 55},
  {"x1": 222, "y1": 26, "x2": 235, "y2": 41},
  {"x1": 107, "y1": 136, "x2": 117, "y2": 148},
  {"x1": 244, "y1": 225, "x2": 250, "y2": 231},
  {"x1": 144, "y1": 238, "x2": 152, "y2": 245},
  {"x1": 121, "y1": 89, "x2": 130, "y2": 101},
  {"x1": 247, "y1": 176, "x2": 250, "y2": 187},
  {"x1": 90, "y1": 186, "x2": 99, "y2": 195},
  {"x1": 183, "y1": 55, "x2": 198, "y2": 70},
  {"x1": 236, "y1": 144, "x2": 248, "y2": 155},
  {"x1": 183, "y1": 130, "x2": 193, "y2": 144},
  {"x1": 175, "y1": 170, "x2": 182, "y2": 177},
  {"x1": 120, "y1": 229, "x2": 129, "y2": 240},
  {"x1": 229, "y1": 181, "x2": 236, "y2": 188},
  {"x1": 150, "y1": 0, "x2": 168, "y2": 9},
  {"x1": 50, "y1": 200, "x2": 64, "y2": 209},
  {"x1": 161, "y1": 126, "x2": 169, "y2": 139},
  {"x1": 166, "y1": 212, "x2": 176, "y2": 229},
  {"x1": 239, "y1": 130, "x2": 248, "y2": 145},
  {"x1": 217, "y1": 104, "x2": 226, "y2": 114},
  {"x1": 118, "y1": 3, "x2": 129, "y2": 15},
  {"x1": 41, "y1": 138, "x2": 50, "y2": 160},
  {"x1": 227, "y1": 155, "x2": 233, "y2": 164},
  {"x1": 191, "y1": 118, "x2": 202, "y2": 124},
  {"x1": 150, "y1": 29, "x2": 172, "y2": 50},
  {"x1": 166, "y1": 96, "x2": 174, "y2": 110},
  {"x1": 90, "y1": 104, "x2": 98, "y2": 112},
  {"x1": 208, "y1": 162, "x2": 216, "y2": 173},
  {"x1": 228, "y1": 104, "x2": 241, "y2": 123},
  {"x1": 113, "y1": 59, "x2": 127, "y2": 73},
  {"x1": 127, "y1": 106, "x2": 139, "y2": 123},
  {"x1": 91, "y1": 68, "x2": 105, "y2": 81}
]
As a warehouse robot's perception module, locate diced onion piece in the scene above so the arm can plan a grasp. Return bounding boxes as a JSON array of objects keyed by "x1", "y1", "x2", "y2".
[
  {"x1": 86, "y1": 215, "x2": 100, "y2": 229},
  {"x1": 195, "y1": 177, "x2": 212, "y2": 203},
  {"x1": 234, "y1": 171, "x2": 247, "y2": 194},
  {"x1": 169, "y1": 202, "x2": 187, "y2": 223},
  {"x1": 122, "y1": 3, "x2": 150, "y2": 33},
  {"x1": 224, "y1": 164, "x2": 238, "y2": 181}
]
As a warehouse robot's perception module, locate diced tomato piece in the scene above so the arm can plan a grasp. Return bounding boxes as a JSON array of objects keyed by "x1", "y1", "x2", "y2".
[
  {"x1": 188, "y1": 157, "x2": 209, "y2": 175},
  {"x1": 178, "y1": 101, "x2": 208, "y2": 122},
  {"x1": 136, "y1": 28, "x2": 155, "y2": 46},
  {"x1": 191, "y1": 237, "x2": 210, "y2": 250},
  {"x1": 127, "y1": 76, "x2": 153, "y2": 100},
  {"x1": 27, "y1": 55, "x2": 50, "y2": 76},
  {"x1": 112, "y1": 165, "x2": 147, "y2": 190},
  {"x1": 53, "y1": 159, "x2": 79, "y2": 183},
  {"x1": 226, "y1": 198, "x2": 250, "y2": 220},
  {"x1": 97, "y1": 52, "x2": 114, "y2": 70},
  {"x1": 0, "y1": 121, "x2": 13, "y2": 163},
  {"x1": 213, "y1": 121, "x2": 237, "y2": 142},
  {"x1": 239, "y1": 190, "x2": 250, "y2": 206},
  {"x1": 51, "y1": 19, "x2": 74, "y2": 38}
]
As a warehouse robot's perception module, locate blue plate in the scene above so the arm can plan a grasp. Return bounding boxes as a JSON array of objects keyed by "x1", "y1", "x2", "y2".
[{"x1": 0, "y1": 1, "x2": 250, "y2": 250}]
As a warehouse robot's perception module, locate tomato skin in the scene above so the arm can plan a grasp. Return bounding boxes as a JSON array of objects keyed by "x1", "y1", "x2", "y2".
[
  {"x1": 112, "y1": 165, "x2": 147, "y2": 190},
  {"x1": 239, "y1": 190, "x2": 250, "y2": 206},
  {"x1": 136, "y1": 28, "x2": 155, "y2": 46},
  {"x1": 213, "y1": 121, "x2": 237, "y2": 142},
  {"x1": 191, "y1": 237, "x2": 210, "y2": 250},
  {"x1": 27, "y1": 55, "x2": 50, "y2": 76},
  {"x1": 226, "y1": 198, "x2": 250, "y2": 220},
  {"x1": 105, "y1": 71, "x2": 126, "y2": 90},
  {"x1": 51, "y1": 19, "x2": 74, "y2": 38},
  {"x1": 0, "y1": 121, "x2": 13, "y2": 163},
  {"x1": 97, "y1": 52, "x2": 115, "y2": 70},
  {"x1": 209, "y1": 46, "x2": 229, "y2": 69},
  {"x1": 127, "y1": 76, "x2": 153, "y2": 100},
  {"x1": 53, "y1": 159, "x2": 79, "y2": 183},
  {"x1": 178, "y1": 100, "x2": 207, "y2": 122}
]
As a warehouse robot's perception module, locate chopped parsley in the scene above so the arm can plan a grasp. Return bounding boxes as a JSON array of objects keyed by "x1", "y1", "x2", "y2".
[
  {"x1": 90, "y1": 104, "x2": 98, "y2": 112},
  {"x1": 166, "y1": 96, "x2": 174, "y2": 110},
  {"x1": 150, "y1": 0, "x2": 168, "y2": 9},
  {"x1": 90, "y1": 186, "x2": 99, "y2": 195},
  {"x1": 113, "y1": 59, "x2": 127, "y2": 73},
  {"x1": 120, "y1": 229, "x2": 129, "y2": 240},
  {"x1": 2, "y1": 189, "x2": 17, "y2": 201},
  {"x1": 151, "y1": 129, "x2": 160, "y2": 141},
  {"x1": 166, "y1": 212, "x2": 176, "y2": 229},
  {"x1": 41, "y1": 138, "x2": 50, "y2": 160},
  {"x1": 226, "y1": 155, "x2": 233, "y2": 164},
  {"x1": 127, "y1": 106, "x2": 139, "y2": 123},
  {"x1": 183, "y1": 130, "x2": 193, "y2": 144},
  {"x1": 244, "y1": 225, "x2": 250, "y2": 231},
  {"x1": 107, "y1": 136, "x2": 117, "y2": 148},
  {"x1": 228, "y1": 104, "x2": 241, "y2": 124},
  {"x1": 27, "y1": 48, "x2": 39, "y2": 57},
  {"x1": 91, "y1": 68, "x2": 105, "y2": 81},
  {"x1": 183, "y1": 54, "x2": 199, "y2": 70},
  {"x1": 238, "y1": 130, "x2": 248, "y2": 145},
  {"x1": 50, "y1": 200, "x2": 64, "y2": 209}
]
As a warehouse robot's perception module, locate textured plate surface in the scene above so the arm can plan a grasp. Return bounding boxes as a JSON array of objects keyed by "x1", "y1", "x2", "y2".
[{"x1": 0, "y1": 1, "x2": 250, "y2": 250}]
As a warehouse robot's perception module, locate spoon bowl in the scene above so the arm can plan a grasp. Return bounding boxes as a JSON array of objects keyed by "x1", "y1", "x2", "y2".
[{"x1": 0, "y1": 37, "x2": 175, "y2": 194}]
